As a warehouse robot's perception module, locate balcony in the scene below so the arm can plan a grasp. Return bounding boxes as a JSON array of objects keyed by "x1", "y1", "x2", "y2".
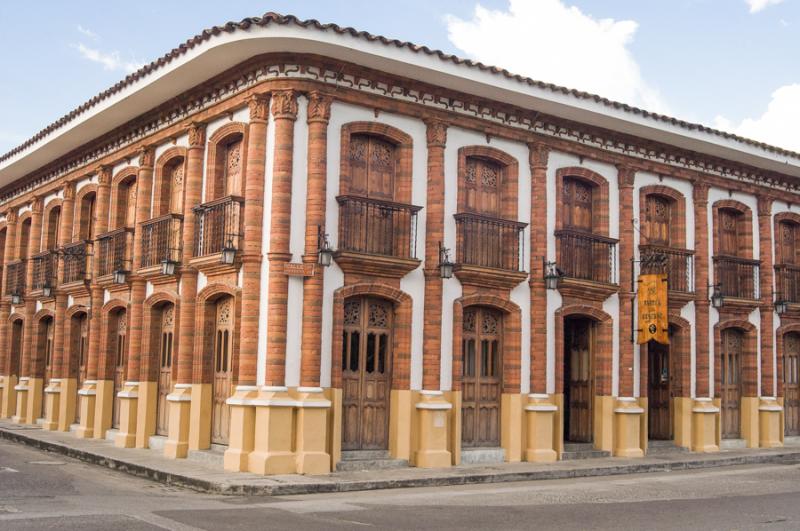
[
  {"x1": 453, "y1": 212, "x2": 527, "y2": 289},
  {"x1": 97, "y1": 228, "x2": 134, "y2": 279},
  {"x1": 61, "y1": 240, "x2": 92, "y2": 285},
  {"x1": 335, "y1": 195, "x2": 422, "y2": 278},
  {"x1": 5, "y1": 260, "x2": 26, "y2": 298},
  {"x1": 140, "y1": 213, "x2": 183, "y2": 270},
  {"x1": 556, "y1": 229, "x2": 618, "y2": 284},
  {"x1": 775, "y1": 264, "x2": 800, "y2": 304},
  {"x1": 714, "y1": 255, "x2": 760, "y2": 301},
  {"x1": 31, "y1": 251, "x2": 58, "y2": 293},
  {"x1": 639, "y1": 244, "x2": 695, "y2": 294},
  {"x1": 193, "y1": 196, "x2": 243, "y2": 260}
]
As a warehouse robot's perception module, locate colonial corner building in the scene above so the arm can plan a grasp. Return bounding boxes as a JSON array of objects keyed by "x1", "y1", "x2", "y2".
[{"x1": 0, "y1": 13, "x2": 797, "y2": 475}]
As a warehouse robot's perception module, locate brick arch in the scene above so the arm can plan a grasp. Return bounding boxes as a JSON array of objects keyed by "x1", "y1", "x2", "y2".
[
  {"x1": 73, "y1": 183, "x2": 98, "y2": 242},
  {"x1": 5, "y1": 313, "x2": 25, "y2": 377},
  {"x1": 714, "y1": 319, "x2": 758, "y2": 397},
  {"x1": 554, "y1": 304, "x2": 613, "y2": 395},
  {"x1": 639, "y1": 184, "x2": 687, "y2": 248},
  {"x1": 141, "y1": 290, "x2": 180, "y2": 385},
  {"x1": 31, "y1": 309, "x2": 55, "y2": 379},
  {"x1": 555, "y1": 166, "x2": 610, "y2": 235},
  {"x1": 98, "y1": 299, "x2": 129, "y2": 381},
  {"x1": 194, "y1": 282, "x2": 241, "y2": 385},
  {"x1": 206, "y1": 122, "x2": 248, "y2": 201},
  {"x1": 640, "y1": 313, "x2": 692, "y2": 399},
  {"x1": 775, "y1": 322, "x2": 800, "y2": 397},
  {"x1": 457, "y1": 146, "x2": 519, "y2": 219},
  {"x1": 153, "y1": 147, "x2": 187, "y2": 217},
  {"x1": 712, "y1": 198, "x2": 754, "y2": 259},
  {"x1": 452, "y1": 294, "x2": 522, "y2": 393},
  {"x1": 775, "y1": 211, "x2": 800, "y2": 226},
  {"x1": 339, "y1": 121, "x2": 413, "y2": 204},
  {"x1": 331, "y1": 282, "x2": 412, "y2": 390},
  {"x1": 41, "y1": 198, "x2": 63, "y2": 251},
  {"x1": 33, "y1": 308, "x2": 55, "y2": 323}
]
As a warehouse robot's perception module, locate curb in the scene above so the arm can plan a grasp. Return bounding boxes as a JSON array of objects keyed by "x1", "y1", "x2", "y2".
[{"x1": 3, "y1": 427, "x2": 800, "y2": 496}]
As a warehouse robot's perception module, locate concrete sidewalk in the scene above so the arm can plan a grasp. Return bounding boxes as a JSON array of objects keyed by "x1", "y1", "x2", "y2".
[{"x1": 2, "y1": 420, "x2": 800, "y2": 497}]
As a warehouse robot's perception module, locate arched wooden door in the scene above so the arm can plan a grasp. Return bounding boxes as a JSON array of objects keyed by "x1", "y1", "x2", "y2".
[
  {"x1": 42, "y1": 318, "x2": 54, "y2": 384},
  {"x1": 156, "y1": 306, "x2": 175, "y2": 436},
  {"x1": 461, "y1": 306, "x2": 502, "y2": 447},
  {"x1": 341, "y1": 296, "x2": 393, "y2": 451},
  {"x1": 111, "y1": 312, "x2": 127, "y2": 430},
  {"x1": 720, "y1": 328, "x2": 742, "y2": 439},
  {"x1": 211, "y1": 297, "x2": 234, "y2": 445},
  {"x1": 564, "y1": 317, "x2": 593, "y2": 443},
  {"x1": 784, "y1": 333, "x2": 800, "y2": 436},
  {"x1": 73, "y1": 314, "x2": 89, "y2": 423},
  {"x1": 9, "y1": 319, "x2": 23, "y2": 381},
  {"x1": 648, "y1": 339, "x2": 672, "y2": 440}
]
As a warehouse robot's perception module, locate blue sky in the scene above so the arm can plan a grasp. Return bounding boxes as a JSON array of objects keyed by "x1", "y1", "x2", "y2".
[{"x1": 1, "y1": 0, "x2": 799, "y2": 154}]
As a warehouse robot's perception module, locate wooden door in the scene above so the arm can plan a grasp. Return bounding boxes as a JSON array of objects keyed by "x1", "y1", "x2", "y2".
[
  {"x1": 112, "y1": 312, "x2": 127, "y2": 429},
  {"x1": 565, "y1": 318, "x2": 593, "y2": 442},
  {"x1": 156, "y1": 306, "x2": 175, "y2": 436},
  {"x1": 718, "y1": 209, "x2": 739, "y2": 256},
  {"x1": 341, "y1": 297, "x2": 393, "y2": 451},
  {"x1": 648, "y1": 341, "x2": 672, "y2": 440},
  {"x1": 223, "y1": 139, "x2": 242, "y2": 198},
  {"x1": 349, "y1": 134, "x2": 396, "y2": 201},
  {"x1": 9, "y1": 320, "x2": 23, "y2": 380},
  {"x1": 720, "y1": 328, "x2": 742, "y2": 439},
  {"x1": 461, "y1": 307, "x2": 502, "y2": 447},
  {"x1": 169, "y1": 161, "x2": 184, "y2": 215},
  {"x1": 211, "y1": 298, "x2": 234, "y2": 445},
  {"x1": 74, "y1": 315, "x2": 88, "y2": 423},
  {"x1": 645, "y1": 195, "x2": 671, "y2": 246},
  {"x1": 563, "y1": 178, "x2": 593, "y2": 232},
  {"x1": 43, "y1": 319, "x2": 54, "y2": 386},
  {"x1": 464, "y1": 157, "x2": 501, "y2": 217},
  {"x1": 785, "y1": 333, "x2": 800, "y2": 436}
]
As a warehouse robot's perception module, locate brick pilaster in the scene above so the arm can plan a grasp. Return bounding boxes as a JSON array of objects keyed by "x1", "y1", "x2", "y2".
[
  {"x1": 422, "y1": 120, "x2": 447, "y2": 391},
  {"x1": 52, "y1": 182, "x2": 76, "y2": 381},
  {"x1": 21, "y1": 197, "x2": 44, "y2": 380},
  {"x1": 238, "y1": 95, "x2": 270, "y2": 387},
  {"x1": 87, "y1": 166, "x2": 112, "y2": 382},
  {"x1": 529, "y1": 143, "x2": 549, "y2": 394},
  {"x1": 617, "y1": 166, "x2": 635, "y2": 397},
  {"x1": 0, "y1": 210, "x2": 17, "y2": 380},
  {"x1": 693, "y1": 182, "x2": 711, "y2": 397},
  {"x1": 264, "y1": 90, "x2": 297, "y2": 387},
  {"x1": 758, "y1": 196, "x2": 775, "y2": 396},
  {"x1": 300, "y1": 92, "x2": 331, "y2": 388},
  {"x1": 176, "y1": 123, "x2": 205, "y2": 385}
]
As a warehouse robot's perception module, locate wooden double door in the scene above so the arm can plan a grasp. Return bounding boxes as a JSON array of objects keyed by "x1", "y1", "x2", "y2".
[
  {"x1": 647, "y1": 340, "x2": 672, "y2": 440},
  {"x1": 72, "y1": 314, "x2": 89, "y2": 424},
  {"x1": 211, "y1": 297, "x2": 234, "y2": 445},
  {"x1": 111, "y1": 312, "x2": 128, "y2": 430},
  {"x1": 156, "y1": 306, "x2": 175, "y2": 436},
  {"x1": 721, "y1": 328, "x2": 743, "y2": 439},
  {"x1": 342, "y1": 296, "x2": 393, "y2": 451},
  {"x1": 461, "y1": 306, "x2": 502, "y2": 448},
  {"x1": 785, "y1": 333, "x2": 800, "y2": 436},
  {"x1": 564, "y1": 317, "x2": 593, "y2": 443}
]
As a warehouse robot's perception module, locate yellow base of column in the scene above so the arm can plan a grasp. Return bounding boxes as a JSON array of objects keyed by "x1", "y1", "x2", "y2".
[
  {"x1": 248, "y1": 387, "x2": 296, "y2": 475},
  {"x1": 188, "y1": 383, "x2": 212, "y2": 451},
  {"x1": 114, "y1": 382, "x2": 139, "y2": 448},
  {"x1": 74, "y1": 381, "x2": 97, "y2": 439},
  {"x1": 164, "y1": 384, "x2": 192, "y2": 458},
  {"x1": 327, "y1": 388, "x2": 343, "y2": 468},
  {"x1": 12, "y1": 377, "x2": 30, "y2": 424},
  {"x1": 613, "y1": 397, "x2": 645, "y2": 458},
  {"x1": 0, "y1": 377, "x2": 4, "y2": 419},
  {"x1": 294, "y1": 387, "x2": 332, "y2": 475},
  {"x1": 524, "y1": 394, "x2": 558, "y2": 462},
  {"x1": 135, "y1": 381, "x2": 158, "y2": 448},
  {"x1": 93, "y1": 380, "x2": 114, "y2": 440},
  {"x1": 414, "y1": 391, "x2": 452, "y2": 469},
  {"x1": 741, "y1": 396, "x2": 760, "y2": 448},
  {"x1": 42, "y1": 379, "x2": 62, "y2": 430},
  {"x1": 673, "y1": 397, "x2": 693, "y2": 449},
  {"x1": 24, "y1": 377, "x2": 44, "y2": 425},
  {"x1": 758, "y1": 397, "x2": 784, "y2": 448},
  {"x1": 57, "y1": 378, "x2": 77, "y2": 431},
  {"x1": 389, "y1": 389, "x2": 414, "y2": 462},
  {"x1": 501, "y1": 393, "x2": 523, "y2": 462},
  {"x1": 691, "y1": 398, "x2": 720, "y2": 452},
  {"x1": 223, "y1": 385, "x2": 258, "y2": 472},
  {"x1": 594, "y1": 395, "x2": 615, "y2": 452},
  {"x1": 0, "y1": 374, "x2": 18, "y2": 418}
]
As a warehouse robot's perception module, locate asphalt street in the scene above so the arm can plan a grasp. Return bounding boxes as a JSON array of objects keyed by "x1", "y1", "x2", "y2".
[{"x1": 2, "y1": 439, "x2": 800, "y2": 530}]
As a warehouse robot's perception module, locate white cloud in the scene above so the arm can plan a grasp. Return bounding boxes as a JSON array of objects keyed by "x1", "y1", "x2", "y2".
[
  {"x1": 445, "y1": 0, "x2": 668, "y2": 113},
  {"x1": 77, "y1": 25, "x2": 99, "y2": 40},
  {"x1": 746, "y1": 0, "x2": 784, "y2": 13},
  {"x1": 72, "y1": 43, "x2": 144, "y2": 74},
  {"x1": 714, "y1": 84, "x2": 800, "y2": 152}
]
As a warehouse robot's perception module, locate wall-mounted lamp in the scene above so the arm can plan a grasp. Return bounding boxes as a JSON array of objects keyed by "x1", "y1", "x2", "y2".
[
  {"x1": 438, "y1": 242, "x2": 454, "y2": 279},
  {"x1": 317, "y1": 225, "x2": 334, "y2": 267},
  {"x1": 221, "y1": 238, "x2": 237, "y2": 265},
  {"x1": 543, "y1": 260, "x2": 563, "y2": 290},
  {"x1": 709, "y1": 284, "x2": 724, "y2": 309}
]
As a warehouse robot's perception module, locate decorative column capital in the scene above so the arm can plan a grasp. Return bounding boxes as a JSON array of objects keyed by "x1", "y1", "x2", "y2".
[
  {"x1": 757, "y1": 195, "x2": 773, "y2": 217},
  {"x1": 425, "y1": 120, "x2": 448, "y2": 148},
  {"x1": 98, "y1": 165, "x2": 113, "y2": 185},
  {"x1": 247, "y1": 94, "x2": 270, "y2": 122},
  {"x1": 616, "y1": 164, "x2": 635, "y2": 188},
  {"x1": 692, "y1": 180, "x2": 710, "y2": 205},
  {"x1": 137, "y1": 146, "x2": 155, "y2": 168},
  {"x1": 5, "y1": 209, "x2": 17, "y2": 224},
  {"x1": 62, "y1": 181, "x2": 76, "y2": 200},
  {"x1": 307, "y1": 91, "x2": 332, "y2": 124},
  {"x1": 271, "y1": 89, "x2": 298, "y2": 120},
  {"x1": 528, "y1": 142, "x2": 549, "y2": 169},
  {"x1": 30, "y1": 196, "x2": 44, "y2": 214},
  {"x1": 187, "y1": 122, "x2": 206, "y2": 148}
]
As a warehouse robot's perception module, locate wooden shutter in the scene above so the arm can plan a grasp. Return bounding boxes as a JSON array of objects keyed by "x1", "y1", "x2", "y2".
[
  {"x1": 464, "y1": 157, "x2": 502, "y2": 217},
  {"x1": 645, "y1": 195, "x2": 671, "y2": 246},
  {"x1": 563, "y1": 178, "x2": 593, "y2": 232},
  {"x1": 718, "y1": 209, "x2": 739, "y2": 256},
  {"x1": 349, "y1": 134, "x2": 396, "y2": 200}
]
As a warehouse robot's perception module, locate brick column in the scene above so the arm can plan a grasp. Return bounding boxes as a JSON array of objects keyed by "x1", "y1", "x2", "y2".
[
  {"x1": 757, "y1": 197, "x2": 775, "y2": 396},
  {"x1": 422, "y1": 120, "x2": 447, "y2": 391},
  {"x1": 528, "y1": 143, "x2": 549, "y2": 394},
  {"x1": 0, "y1": 210, "x2": 18, "y2": 418},
  {"x1": 693, "y1": 182, "x2": 711, "y2": 398},
  {"x1": 617, "y1": 165, "x2": 635, "y2": 397},
  {"x1": 264, "y1": 89, "x2": 297, "y2": 387},
  {"x1": 300, "y1": 92, "x2": 331, "y2": 388}
]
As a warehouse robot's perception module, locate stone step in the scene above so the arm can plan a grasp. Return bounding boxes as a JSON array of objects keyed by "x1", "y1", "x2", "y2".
[
  {"x1": 104, "y1": 428, "x2": 119, "y2": 443},
  {"x1": 784, "y1": 436, "x2": 800, "y2": 447},
  {"x1": 340, "y1": 450, "x2": 391, "y2": 461},
  {"x1": 186, "y1": 443, "x2": 226, "y2": 468},
  {"x1": 720, "y1": 438, "x2": 747, "y2": 450},
  {"x1": 563, "y1": 442, "x2": 596, "y2": 452},
  {"x1": 336, "y1": 451, "x2": 408, "y2": 472},
  {"x1": 561, "y1": 443, "x2": 610, "y2": 460},
  {"x1": 148, "y1": 435, "x2": 167, "y2": 451},
  {"x1": 461, "y1": 447, "x2": 505, "y2": 465},
  {"x1": 647, "y1": 440, "x2": 689, "y2": 454}
]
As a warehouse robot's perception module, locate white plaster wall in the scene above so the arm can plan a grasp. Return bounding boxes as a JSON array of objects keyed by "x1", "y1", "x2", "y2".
[{"x1": 75, "y1": 174, "x2": 96, "y2": 193}]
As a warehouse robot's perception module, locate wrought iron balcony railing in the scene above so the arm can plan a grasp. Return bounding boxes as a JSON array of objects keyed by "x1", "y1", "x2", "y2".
[
  {"x1": 193, "y1": 196, "x2": 243, "y2": 258},
  {"x1": 140, "y1": 213, "x2": 183, "y2": 269},
  {"x1": 555, "y1": 229, "x2": 618, "y2": 284},
  {"x1": 336, "y1": 195, "x2": 422, "y2": 260},
  {"x1": 31, "y1": 251, "x2": 58, "y2": 291},
  {"x1": 5, "y1": 260, "x2": 26, "y2": 297},
  {"x1": 61, "y1": 240, "x2": 92, "y2": 284},
  {"x1": 775, "y1": 263, "x2": 800, "y2": 304},
  {"x1": 639, "y1": 244, "x2": 695, "y2": 293},
  {"x1": 454, "y1": 212, "x2": 526, "y2": 271},
  {"x1": 714, "y1": 255, "x2": 760, "y2": 300},
  {"x1": 97, "y1": 228, "x2": 134, "y2": 277}
]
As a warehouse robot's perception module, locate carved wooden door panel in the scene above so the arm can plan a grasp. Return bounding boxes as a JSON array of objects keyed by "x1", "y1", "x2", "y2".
[
  {"x1": 223, "y1": 139, "x2": 242, "y2": 198},
  {"x1": 156, "y1": 306, "x2": 175, "y2": 436},
  {"x1": 75, "y1": 315, "x2": 88, "y2": 423},
  {"x1": 169, "y1": 161, "x2": 184, "y2": 215},
  {"x1": 648, "y1": 341, "x2": 672, "y2": 440},
  {"x1": 565, "y1": 318, "x2": 593, "y2": 443},
  {"x1": 341, "y1": 297, "x2": 393, "y2": 451},
  {"x1": 563, "y1": 178, "x2": 593, "y2": 232},
  {"x1": 464, "y1": 157, "x2": 501, "y2": 217},
  {"x1": 785, "y1": 333, "x2": 800, "y2": 436},
  {"x1": 721, "y1": 329, "x2": 742, "y2": 439},
  {"x1": 349, "y1": 134, "x2": 396, "y2": 201},
  {"x1": 211, "y1": 298, "x2": 234, "y2": 445},
  {"x1": 645, "y1": 195, "x2": 671, "y2": 246},
  {"x1": 461, "y1": 307, "x2": 502, "y2": 448},
  {"x1": 112, "y1": 313, "x2": 127, "y2": 429},
  {"x1": 718, "y1": 209, "x2": 739, "y2": 256}
]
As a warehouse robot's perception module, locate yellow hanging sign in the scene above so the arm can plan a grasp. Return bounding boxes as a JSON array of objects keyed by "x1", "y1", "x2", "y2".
[{"x1": 637, "y1": 273, "x2": 669, "y2": 345}]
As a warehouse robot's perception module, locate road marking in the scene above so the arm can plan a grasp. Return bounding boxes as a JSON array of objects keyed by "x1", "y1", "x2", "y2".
[{"x1": 0, "y1": 466, "x2": 18, "y2": 472}]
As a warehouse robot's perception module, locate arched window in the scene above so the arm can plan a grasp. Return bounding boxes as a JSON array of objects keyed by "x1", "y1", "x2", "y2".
[
  {"x1": 17, "y1": 217, "x2": 31, "y2": 260},
  {"x1": 778, "y1": 220, "x2": 800, "y2": 265},
  {"x1": 463, "y1": 156, "x2": 502, "y2": 217},
  {"x1": 562, "y1": 177, "x2": 594, "y2": 232},
  {"x1": 77, "y1": 192, "x2": 96, "y2": 240},
  {"x1": 718, "y1": 208, "x2": 742, "y2": 256},
  {"x1": 348, "y1": 133, "x2": 396, "y2": 201},
  {"x1": 44, "y1": 206, "x2": 61, "y2": 251},
  {"x1": 114, "y1": 179, "x2": 137, "y2": 230},
  {"x1": 644, "y1": 195, "x2": 671, "y2": 246}
]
